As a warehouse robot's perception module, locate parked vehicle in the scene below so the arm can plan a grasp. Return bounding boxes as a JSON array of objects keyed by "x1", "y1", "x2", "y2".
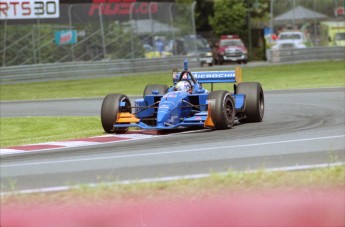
[
  {"x1": 320, "y1": 21, "x2": 345, "y2": 47},
  {"x1": 183, "y1": 35, "x2": 214, "y2": 66},
  {"x1": 143, "y1": 44, "x2": 172, "y2": 58},
  {"x1": 272, "y1": 31, "x2": 307, "y2": 49},
  {"x1": 213, "y1": 35, "x2": 248, "y2": 64}
]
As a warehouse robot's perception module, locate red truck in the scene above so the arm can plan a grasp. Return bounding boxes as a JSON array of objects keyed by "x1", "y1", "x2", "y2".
[{"x1": 213, "y1": 35, "x2": 248, "y2": 64}]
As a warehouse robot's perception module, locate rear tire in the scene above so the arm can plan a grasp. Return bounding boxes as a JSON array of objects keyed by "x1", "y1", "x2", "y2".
[
  {"x1": 207, "y1": 90, "x2": 235, "y2": 129},
  {"x1": 101, "y1": 93, "x2": 131, "y2": 133},
  {"x1": 237, "y1": 82, "x2": 264, "y2": 123},
  {"x1": 143, "y1": 84, "x2": 168, "y2": 97}
]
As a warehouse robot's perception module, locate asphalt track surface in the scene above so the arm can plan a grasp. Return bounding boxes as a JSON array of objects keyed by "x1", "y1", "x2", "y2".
[{"x1": 1, "y1": 88, "x2": 344, "y2": 193}]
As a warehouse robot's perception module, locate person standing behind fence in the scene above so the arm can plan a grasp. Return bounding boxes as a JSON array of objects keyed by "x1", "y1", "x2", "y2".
[{"x1": 155, "y1": 38, "x2": 164, "y2": 57}]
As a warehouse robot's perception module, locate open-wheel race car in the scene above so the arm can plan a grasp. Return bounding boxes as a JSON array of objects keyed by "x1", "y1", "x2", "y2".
[{"x1": 101, "y1": 60, "x2": 264, "y2": 133}]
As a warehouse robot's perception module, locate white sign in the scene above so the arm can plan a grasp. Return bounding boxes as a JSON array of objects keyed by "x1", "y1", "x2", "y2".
[{"x1": 0, "y1": 0, "x2": 59, "y2": 20}]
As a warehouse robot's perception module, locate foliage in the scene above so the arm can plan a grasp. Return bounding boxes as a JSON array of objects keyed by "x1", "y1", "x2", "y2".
[
  {"x1": 106, "y1": 23, "x2": 145, "y2": 59},
  {"x1": 0, "y1": 21, "x2": 144, "y2": 66},
  {"x1": 170, "y1": 2, "x2": 196, "y2": 37},
  {"x1": 195, "y1": 1, "x2": 213, "y2": 32},
  {"x1": 71, "y1": 22, "x2": 145, "y2": 61},
  {"x1": 247, "y1": 0, "x2": 270, "y2": 29},
  {"x1": 208, "y1": 0, "x2": 247, "y2": 37},
  {"x1": 0, "y1": 25, "x2": 60, "y2": 65},
  {"x1": 174, "y1": 0, "x2": 215, "y2": 34}
]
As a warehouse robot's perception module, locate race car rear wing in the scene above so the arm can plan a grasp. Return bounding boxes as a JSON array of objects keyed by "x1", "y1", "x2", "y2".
[{"x1": 172, "y1": 67, "x2": 242, "y2": 85}]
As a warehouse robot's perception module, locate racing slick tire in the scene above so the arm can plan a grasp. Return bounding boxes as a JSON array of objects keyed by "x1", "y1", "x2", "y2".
[
  {"x1": 101, "y1": 93, "x2": 131, "y2": 133},
  {"x1": 143, "y1": 84, "x2": 168, "y2": 97},
  {"x1": 207, "y1": 90, "x2": 235, "y2": 129},
  {"x1": 237, "y1": 82, "x2": 264, "y2": 123}
]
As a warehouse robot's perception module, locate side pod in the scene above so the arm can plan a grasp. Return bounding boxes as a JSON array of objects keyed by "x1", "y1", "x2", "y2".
[{"x1": 204, "y1": 100, "x2": 215, "y2": 128}]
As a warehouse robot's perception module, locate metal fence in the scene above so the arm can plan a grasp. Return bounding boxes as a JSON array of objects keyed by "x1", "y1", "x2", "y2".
[
  {"x1": 266, "y1": 46, "x2": 345, "y2": 63},
  {"x1": 0, "y1": 2, "x2": 197, "y2": 67},
  {"x1": 0, "y1": 56, "x2": 199, "y2": 83}
]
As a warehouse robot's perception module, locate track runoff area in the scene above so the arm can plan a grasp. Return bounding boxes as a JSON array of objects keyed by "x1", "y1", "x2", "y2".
[
  {"x1": 2, "y1": 163, "x2": 344, "y2": 226},
  {"x1": 1, "y1": 131, "x2": 344, "y2": 226}
]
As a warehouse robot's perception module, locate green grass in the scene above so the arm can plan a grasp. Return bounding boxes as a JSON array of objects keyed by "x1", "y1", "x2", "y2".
[
  {"x1": 0, "y1": 117, "x2": 101, "y2": 148},
  {"x1": 2, "y1": 165, "x2": 344, "y2": 204},
  {"x1": 1, "y1": 61, "x2": 344, "y2": 101},
  {"x1": 243, "y1": 61, "x2": 345, "y2": 90}
]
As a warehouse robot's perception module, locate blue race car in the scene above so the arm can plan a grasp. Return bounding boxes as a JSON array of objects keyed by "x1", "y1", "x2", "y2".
[{"x1": 101, "y1": 60, "x2": 264, "y2": 133}]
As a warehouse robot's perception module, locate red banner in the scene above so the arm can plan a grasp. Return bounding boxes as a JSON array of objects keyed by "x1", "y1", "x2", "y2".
[{"x1": 89, "y1": 0, "x2": 157, "y2": 16}]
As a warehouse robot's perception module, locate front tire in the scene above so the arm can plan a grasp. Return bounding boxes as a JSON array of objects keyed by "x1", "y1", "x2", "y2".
[
  {"x1": 237, "y1": 82, "x2": 264, "y2": 123},
  {"x1": 207, "y1": 90, "x2": 235, "y2": 129},
  {"x1": 101, "y1": 93, "x2": 131, "y2": 133}
]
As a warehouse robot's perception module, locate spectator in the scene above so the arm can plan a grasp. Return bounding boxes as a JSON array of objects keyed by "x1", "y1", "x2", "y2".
[{"x1": 155, "y1": 38, "x2": 164, "y2": 57}]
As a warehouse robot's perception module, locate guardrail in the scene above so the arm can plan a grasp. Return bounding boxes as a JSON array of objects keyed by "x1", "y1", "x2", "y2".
[
  {"x1": 266, "y1": 46, "x2": 345, "y2": 63},
  {"x1": 1, "y1": 47, "x2": 344, "y2": 83},
  {"x1": 0, "y1": 56, "x2": 199, "y2": 83}
]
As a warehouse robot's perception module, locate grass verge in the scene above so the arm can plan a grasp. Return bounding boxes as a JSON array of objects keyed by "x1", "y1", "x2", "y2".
[
  {"x1": 2, "y1": 165, "x2": 344, "y2": 204},
  {"x1": 0, "y1": 116, "x2": 101, "y2": 148},
  {"x1": 1, "y1": 61, "x2": 344, "y2": 101}
]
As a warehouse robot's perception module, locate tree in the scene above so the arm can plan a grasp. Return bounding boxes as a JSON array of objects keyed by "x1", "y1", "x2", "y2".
[
  {"x1": 208, "y1": 0, "x2": 247, "y2": 36},
  {"x1": 247, "y1": 0, "x2": 270, "y2": 29},
  {"x1": 190, "y1": 0, "x2": 214, "y2": 32}
]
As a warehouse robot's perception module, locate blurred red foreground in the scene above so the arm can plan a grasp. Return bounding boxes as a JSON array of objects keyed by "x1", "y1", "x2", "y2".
[{"x1": 2, "y1": 188, "x2": 344, "y2": 227}]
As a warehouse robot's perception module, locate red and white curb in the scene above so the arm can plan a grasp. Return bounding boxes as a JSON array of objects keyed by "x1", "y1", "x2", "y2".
[{"x1": 0, "y1": 132, "x2": 160, "y2": 156}]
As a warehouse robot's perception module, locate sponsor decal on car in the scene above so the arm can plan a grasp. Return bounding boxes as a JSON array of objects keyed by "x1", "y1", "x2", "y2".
[
  {"x1": 164, "y1": 93, "x2": 177, "y2": 98},
  {"x1": 159, "y1": 104, "x2": 169, "y2": 109},
  {"x1": 168, "y1": 115, "x2": 178, "y2": 123},
  {"x1": 193, "y1": 72, "x2": 235, "y2": 79}
]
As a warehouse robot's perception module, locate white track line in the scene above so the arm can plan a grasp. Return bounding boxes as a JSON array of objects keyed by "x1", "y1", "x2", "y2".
[
  {"x1": 1, "y1": 135, "x2": 344, "y2": 168},
  {"x1": 0, "y1": 149, "x2": 25, "y2": 155},
  {"x1": 45, "y1": 141, "x2": 101, "y2": 147},
  {"x1": 1, "y1": 162, "x2": 344, "y2": 197}
]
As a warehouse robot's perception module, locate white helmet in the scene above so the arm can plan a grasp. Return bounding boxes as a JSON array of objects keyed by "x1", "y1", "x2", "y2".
[{"x1": 175, "y1": 81, "x2": 191, "y2": 92}]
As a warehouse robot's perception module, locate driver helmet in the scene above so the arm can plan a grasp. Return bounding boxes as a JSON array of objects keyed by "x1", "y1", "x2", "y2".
[{"x1": 175, "y1": 81, "x2": 191, "y2": 92}]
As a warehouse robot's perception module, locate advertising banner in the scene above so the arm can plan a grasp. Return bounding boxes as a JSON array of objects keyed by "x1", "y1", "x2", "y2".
[
  {"x1": 55, "y1": 30, "x2": 77, "y2": 45},
  {"x1": 0, "y1": 0, "x2": 59, "y2": 20}
]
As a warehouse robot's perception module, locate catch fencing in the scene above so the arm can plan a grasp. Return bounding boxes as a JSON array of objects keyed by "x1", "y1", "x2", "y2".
[{"x1": 0, "y1": 2, "x2": 196, "y2": 67}]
